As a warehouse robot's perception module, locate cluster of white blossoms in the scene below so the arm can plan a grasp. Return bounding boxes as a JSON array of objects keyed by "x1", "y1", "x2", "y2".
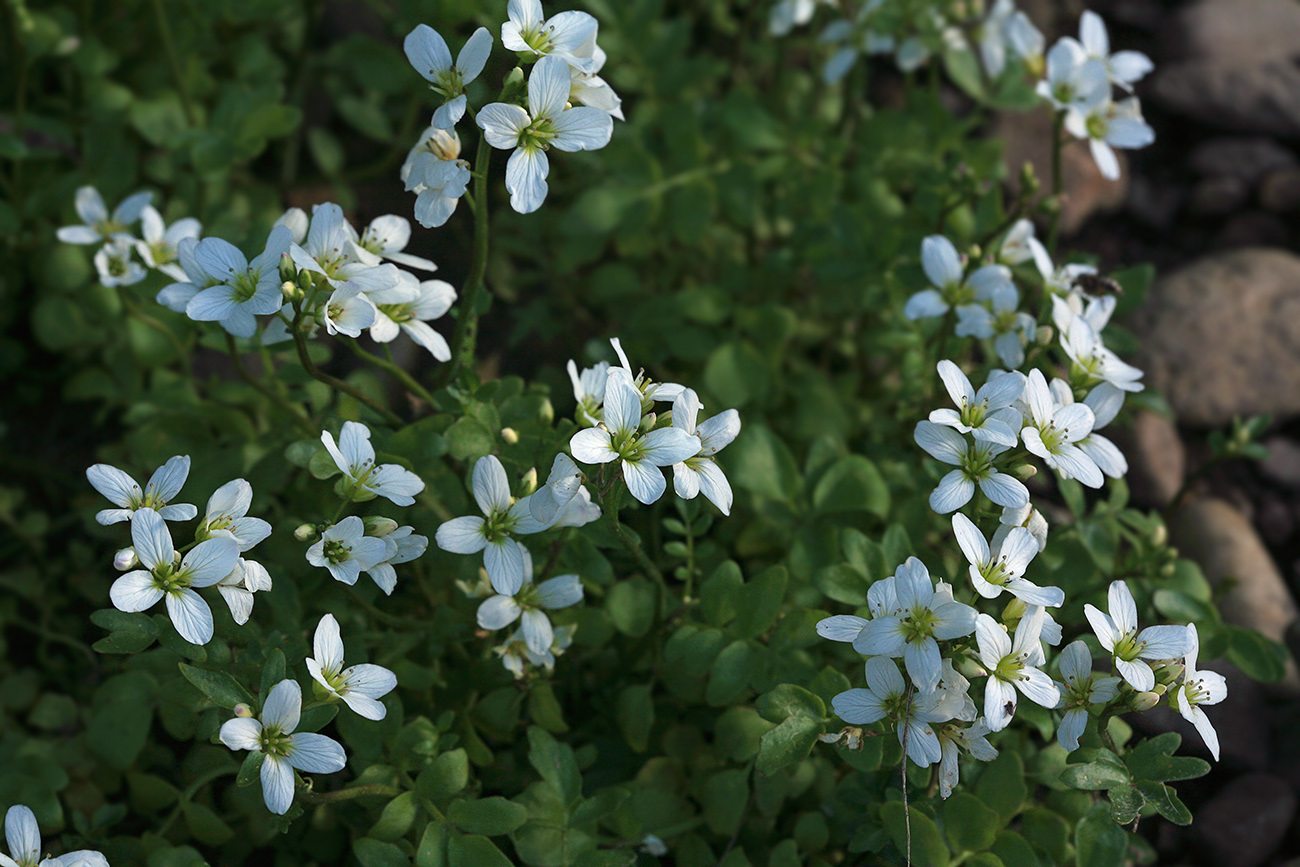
[
  {"x1": 0, "y1": 803, "x2": 108, "y2": 867},
  {"x1": 821, "y1": 220, "x2": 1226, "y2": 793},
  {"x1": 57, "y1": 186, "x2": 200, "y2": 289},
  {"x1": 1037, "y1": 11, "x2": 1155, "y2": 180},
  {"x1": 89, "y1": 456, "x2": 273, "y2": 645},
  {"x1": 403, "y1": 0, "x2": 621, "y2": 218}
]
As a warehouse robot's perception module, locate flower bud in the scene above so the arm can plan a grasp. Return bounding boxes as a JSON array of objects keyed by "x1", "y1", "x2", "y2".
[
  {"x1": 1150, "y1": 523, "x2": 1167, "y2": 547},
  {"x1": 1012, "y1": 463, "x2": 1038, "y2": 480},
  {"x1": 233, "y1": 703, "x2": 255, "y2": 718},
  {"x1": 501, "y1": 67, "x2": 527, "y2": 101},
  {"x1": 282, "y1": 280, "x2": 303, "y2": 302},
  {"x1": 1153, "y1": 660, "x2": 1183, "y2": 686},
  {"x1": 641, "y1": 411, "x2": 657, "y2": 431},
  {"x1": 363, "y1": 516, "x2": 399, "y2": 537},
  {"x1": 1001, "y1": 597, "x2": 1027, "y2": 622},
  {"x1": 294, "y1": 523, "x2": 318, "y2": 542},
  {"x1": 501, "y1": 427, "x2": 519, "y2": 445},
  {"x1": 519, "y1": 467, "x2": 538, "y2": 496},
  {"x1": 640, "y1": 835, "x2": 668, "y2": 857},
  {"x1": 1131, "y1": 691, "x2": 1160, "y2": 712},
  {"x1": 1035, "y1": 325, "x2": 1054, "y2": 346},
  {"x1": 967, "y1": 243, "x2": 983, "y2": 261},
  {"x1": 296, "y1": 270, "x2": 316, "y2": 296},
  {"x1": 278, "y1": 252, "x2": 297, "y2": 284},
  {"x1": 1159, "y1": 561, "x2": 1176, "y2": 578},
  {"x1": 113, "y1": 547, "x2": 138, "y2": 571}
]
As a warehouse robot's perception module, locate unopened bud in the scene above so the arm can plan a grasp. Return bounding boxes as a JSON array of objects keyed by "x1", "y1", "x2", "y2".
[
  {"x1": 641, "y1": 411, "x2": 657, "y2": 431},
  {"x1": 364, "y1": 516, "x2": 399, "y2": 537},
  {"x1": 1159, "y1": 561, "x2": 1176, "y2": 578},
  {"x1": 281, "y1": 280, "x2": 302, "y2": 302},
  {"x1": 233, "y1": 703, "x2": 255, "y2": 718},
  {"x1": 278, "y1": 252, "x2": 297, "y2": 284},
  {"x1": 1001, "y1": 597, "x2": 1027, "y2": 622},
  {"x1": 501, "y1": 427, "x2": 519, "y2": 445},
  {"x1": 967, "y1": 243, "x2": 983, "y2": 261},
  {"x1": 114, "y1": 547, "x2": 138, "y2": 571},
  {"x1": 1150, "y1": 523, "x2": 1167, "y2": 547},
  {"x1": 296, "y1": 270, "x2": 315, "y2": 296},
  {"x1": 1012, "y1": 463, "x2": 1038, "y2": 480},
  {"x1": 519, "y1": 467, "x2": 538, "y2": 496},
  {"x1": 501, "y1": 67, "x2": 527, "y2": 101},
  {"x1": 294, "y1": 523, "x2": 318, "y2": 542},
  {"x1": 1035, "y1": 325, "x2": 1054, "y2": 346},
  {"x1": 1020, "y1": 161, "x2": 1040, "y2": 195},
  {"x1": 1131, "y1": 691, "x2": 1160, "y2": 712},
  {"x1": 1153, "y1": 661, "x2": 1183, "y2": 686}
]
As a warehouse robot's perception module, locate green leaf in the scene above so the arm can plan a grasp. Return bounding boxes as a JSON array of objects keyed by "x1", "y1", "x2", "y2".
[
  {"x1": 756, "y1": 684, "x2": 825, "y2": 724},
  {"x1": 975, "y1": 751, "x2": 1027, "y2": 822},
  {"x1": 371, "y1": 792, "x2": 418, "y2": 841},
  {"x1": 93, "y1": 631, "x2": 157, "y2": 654},
  {"x1": 1106, "y1": 785, "x2": 1143, "y2": 825},
  {"x1": 178, "y1": 664, "x2": 255, "y2": 709},
  {"x1": 990, "y1": 830, "x2": 1040, "y2": 867},
  {"x1": 1123, "y1": 733, "x2": 1210, "y2": 783},
  {"x1": 1060, "y1": 755, "x2": 1131, "y2": 791},
  {"x1": 446, "y1": 833, "x2": 512, "y2": 867},
  {"x1": 943, "y1": 792, "x2": 999, "y2": 852},
  {"x1": 728, "y1": 423, "x2": 802, "y2": 502},
  {"x1": 307, "y1": 127, "x2": 345, "y2": 176},
  {"x1": 91, "y1": 609, "x2": 158, "y2": 635},
  {"x1": 699, "y1": 560, "x2": 743, "y2": 626},
  {"x1": 1134, "y1": 781, "x2": 1192, "y2": 825},
  {"x1": 615, "y1": 684, "x2": 654, "y2": 753},
  {"x1": 1226, "y1": 626, "x2": 1288, "y2": 682},
  {"x1": 607, "y1": 578, "x2": 657, "y2": 637},
  {"x1": 1152, "y1": 589, "x2": 1218, "y2": 624},
  {"x1": 353, "y1": 837, "x2": 411, "y2": 867},
  {"x1": 418, "y1": 749, "x2": 469, "y2": 801},
  {"x1": 881, "y1": 802, "x2": 949, "y2": 867},
  {"x1": 528, "y1": 726, "x2": 582, "y2": 807},
  {"x1": 183, "y1": 801, "x2": 233, "y2": 846},
  {"x1": 237, "y1": 751, "x2": 264, "y2": 787},
  {"x1": 702, "y1": 768, "x2": 749, "y2": 835},
  {"x1": 1075, "y1": 803, "x2": 1127, "y2": 867},
  {"x1": 416, "y1": 822, "x2": 447, "y2": 867},
  {"x1": 529, "y1": 681, "x2": 568, "y2": 734},
  {"x1": 445, "y1": 417, "x2": 495, "y2": 461},
  {"x1": 755, "y1": 713, "x2": 822, "y2": 776},
  {"x1": 704, "y1": 340, "x2": 768, "y2": 408},
  {"x1": 448, "y1": 797, "x2": 529, "y2": 836},
  {"x1": 812, "y1": 455, "x2": 890, "y2": 519},
  {"x1": 814, "y1": 563, "x2": 870, "y2": 606},
  {"x1": 86, "y1": 672, "x2": 156, "y2": 771},
  {"x1": 297, "y1": 703, "x2": 339, "y2": 733},
  {"x1": 155, "y1": 615, "x2": 208, "y2": 661},
  {"x1": 1019, "y1": 808, "x2": 1070, "y2": 865},
  {"x1": 706, "y1": 640, "x2": 754, "y2": 706},
  {"x1": 259, "y1": 648, "x2": 286, "y2": 704},
  {"x1": 943, "y1": 44, "x2": 987, "y2": 100},
  {"x1": 734, "y1": 565, "x2": 787, "y2": 639}
]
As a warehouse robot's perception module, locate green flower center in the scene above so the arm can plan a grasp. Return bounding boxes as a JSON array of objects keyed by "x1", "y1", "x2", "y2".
[
  {"x1": 518, "y1": 117, "x2": 560, "y2": 151},
  {"x1": 958, "y1": 399, "x2": 989, "y2": 429},
  {"x1": 901, "y1": 605, "x2": 938, "y2": 643},
  {"x1": 1112, "y1": 633, "x2": 1141, "y2": 662},
  {"x1": 482, "y1": 508, "x2": 521, "y2": 545},
  {"x1": 377, "y1": 302, "x2": 415, "y2": 324},
  {"x1": 1085, "y1": 114, "x2": 1108, "y2": 141},
  {"x1": 323, "y1": 539, "x2": 352, "y2": 564},
  {"x1": 940, "y1": 280, "x2": 975, "y2": 307},
  {"x1": 232, "y1": 269, "x2": 262, "y2": 303},
  {"x1": 259, "y1": 725, "x2": 294, "y2": 759},
  {"x1": 959, "y1": 444, "x2": 996, "y2": 482}
]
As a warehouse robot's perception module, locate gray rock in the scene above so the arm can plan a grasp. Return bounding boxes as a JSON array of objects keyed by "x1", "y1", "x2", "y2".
[
  {"x1": 1188, "y1": 137, "x2": 1296, "y2": 185},
  {"x1": 1152, "y1": 61, "x2": 1300, "y2": 138},
  {"x1": 1261, "y1": 437, "x2": 1300, "y2": 489},
  {"x1": 1190, "y1": 175, "x2": 1249, "y2": 216},
  {"x1": 1169, "y1": 498, "x2": 1300, "y2": 692},
  {"x1": 1213, "y1": 211, "x2": 1290, "y2": 249},
  {"x1": 1109, "y1": 411, "x2": 1185, "y2": 507},
  {"x1": 1133, "y1": 248, "x2": 1300, "y2": 425},
  {"x1": 1127, "y1": 176, "x2": 1184, "y2": 231},
  {"x1": 1196, "y1": 773, "x2": 1296, "y2": 867},
  {"x1": 1173, "y1": 0, "x2": 1300, "y2": 65},
  {"x1": 1260, "y1": 167, "x2": 1300, "y2": 212}
]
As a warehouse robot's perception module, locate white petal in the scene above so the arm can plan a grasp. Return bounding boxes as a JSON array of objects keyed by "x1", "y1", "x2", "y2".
[
  {"x1": 404, "y1": 24, "x2": 453, "y2": 81},
  {"x1": 472, "y1": 455, "x2": 512, "y2": 515},
  {"x1": 550, "y1": 107, "x2": 614, "y2": 152},
  {"x1": 921, "y1": 235, "x2": 962, "y2": 287},
  {"x1": 622, "y1": 459, "x2": 667, "y2": 505},
  {"x1": 167, "y1": 590, "x2": 214, "y2": 645},
  {"x1": 219, "y1": 717, "x2": 263, "y2": 751},
  {"x1": 477, "y1": 595, "x2": 524, "y2": 630},
  {"x1": 930, "y1": 471, "x2": 975, "y2": 513},
  {"x1": 984, "y1": 678, "x2": 1017, "y2": 732},
  {"x1": 314, "y1": 614, "x2": 345, "y2": 674},
  {"x1": 521, "y1": 608, "x2": 554, "y2": 656},
  {"x1": 640, "y1": 428, "x2": 702, "y2": 466},
  {"x1": 262, "y1": 679, "x2": 302, "y2": 732},
  {"x1": 340, "y1": 691, "x2": 387, "y2": 721},
  {"x1": 131, "y1": 507, "x2": 174, "y2": 570},
  {"x1": 484, "y1": 538, "x2": 527, "y2": 596},
  {"x1": 343, "y1": 663, "x2": 397, "y2": 700},
  {"x1": 914, "y1": 421, "x2": 967, "y2": 465},
  {"x1": 261, "y1": 756, "x2": 295, "y2": 815},
  {"x1": 537, "y1": 574, "x2": 583, "y2": 609},
  {"x1": 110, "y1": 571, "x2": 164, "y2": 613},
  {"x1": 1016, "y1": 668, "x2": 1060, "y2": 708},
  {"x1": 87, "y1": 463, "x2": 140, "y2": 507},
  {"x1": 1057, "y1": 708, "x2": 1087, "y2": 752},
  {"x1": 570, "y1": 428, "x2": 618, "y2": 464},
  {"x1": 457, "y1": 27, "x2": 493, "y2": 81},
  {"x1": 694, "y1": 460, "x2": 734, "y2": 516},
  {"x1": 951, "y1": 513, "x2": 989, "y2": 568},
  {"x1": 476, "y1": 103, "x2": 531, "y2": 149},
  {"x1": 1137, "y1": 625, "x2": 1194, "y2": 661},
  {"x1": 816, "y1": 615, "x2": 868, "y2": 643},
  {"x1": 287, "y1": 732, "x2": 348, "y2": 773},
  {"x1": 5, "y1": 805, "x2": 40, "y2": 865},
  {"x1": 1117, "y1": 657, "x2": 1154, "y2": 692},
  {"x1": 1108, "y1": 581, "x2": 1138, "y2": 636},
  {"x1": 435, "y1": 516, "x2": 487, "y2": 554},
  {"x1": 505, "y1": 146, "x2": 550, "y2": 214},
  {"x1": 146, "y1": 454, "x2": 191, "y2": 502},
  {"x1": 832, "y1": 688, "x2": 887, "y2": 725},
  {"x1": 182, "y1": 538, "x2": 242, "y2": 587}
]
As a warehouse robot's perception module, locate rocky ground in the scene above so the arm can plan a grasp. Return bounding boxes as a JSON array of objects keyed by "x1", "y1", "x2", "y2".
[{"x1": 1026, "y1": 0, "x2": 1300, "y2": 863}]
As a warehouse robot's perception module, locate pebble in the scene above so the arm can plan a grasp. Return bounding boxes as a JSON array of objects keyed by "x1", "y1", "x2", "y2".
[
  {"x1": 1187, "y1": 137, "x2": 1296, "y2": 186},
  {"x1": 1196, "y1": 773, "x2": 1297, "y2": 867}
]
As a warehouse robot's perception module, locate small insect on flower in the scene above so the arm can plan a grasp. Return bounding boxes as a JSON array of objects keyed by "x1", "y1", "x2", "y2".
[{"x1": 1070, "y1": 272, "x2": 1124, "y2": 298}]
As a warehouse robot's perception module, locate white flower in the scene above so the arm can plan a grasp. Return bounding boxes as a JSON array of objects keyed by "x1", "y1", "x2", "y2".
[
  {"x1": 476, "y1": 55, "x2": 613, "y2": 214},
  {"x1": 306, "y1": 614, "x2": 397, "y2": 720},
  {"x1": 979, "y1": 0, "x2": 1043, "y2": 78},
  {"x1": 608, "y1": 337, "x2": 684, "y2": 402},
  {"x1": 670, "y1": 389, "x2": 741, "y2": 516},
  {"x1": 215, "y1": 558, "x2": 272, "y2": 626},
  {"x1": 815, "y1": 573, "x2": 904, "y2": 647},
  {"x1": 913, "y1": 421, "x2": 1029, "y2": 513},
  {"x1": 955, "y1": 290, "x2": 1036, "y2": 369},
  {"x1": 1084, "y1": 580, "x2": 1193, "y2": 692},
  {"x1": 952, "y1": 513, "x2": 1063, "y2": 607},
  {"x1": 306, "y1": 516, "x2": 389, "y2": 585},
  {"x1": 435, "y1": 455, "x2": 552, "y2": 595},
  {"x1": 404, "y1": 24, "x2": 493, "y2": 130},
  {"x1": 770, "y1": 0, "x2": 825, "y2": 36},
  {"x1": 905, "y1": 235, "x2": 1016, "y2": 321},
  {"x1": 366, "y1": 276, "x2": 455, "y2": 360},
  {"x1": 1045, "y1": 377, "x2": 1129, "y2": 480},
  {"x1": 362, "y1": 525, "x2": 428, "y2": 596},
  {"x1": 1173, "y1": 624, "x2": 1228, "y2": 760},
  {"x1": 495, "y1": 623, "x2": 576, "y2": 678},
  {"x1": 549, "y1": 485, "x2": 601, "y2": 528},
  {"x1": 154, "y1": 236, "x2": 215, "y2": 314},
  {"x1": 502, "y1": 0, "x2": 600, "y2": 71},
  {"x1": 975, "y1": 608, "x2": 1060, "y2": 732},
  {"x1": 109, "y1": 508, "x2": 239, "y2": 645},
  {"x1": 476, "y1": 550, "x2": 583, "y2": 656},
  {"x1": 404, "y1": 150, "x2": 472, "y2": 229},
  {"x1": 1078, "y1": 11, "x2": 1153, "y2": 91},
  {"x1": 93, "y1": 236, "x2": 146, "y2": 287},
  {"x1": 528, "y1": 453, "x2": 585, "y2": 526},
  {"x1": 186, "y1": 225, "x2": 292, "y2": 338},
  {"x1": 929, "y1": 362, "x2": 1024, "y2": 447},
  {"x1": 322, "y1": 283, "x2": 379, "y2": 338},
  {"x1": 1035, "y1": 38, "x2": 1108, "y2": 114},
  {"x1": 198, "y1": 479, "x2": 272, "y2": 551},
  {"x1": 321, "y1": 421, "x2": 425, "y2": 506},
  {"x1": 56, "y1": 185, "x2": 152, "y2": 245},
  {"x1": 937, "y1": 719, "x2": 998, "y2": 799},
  {"x1": 852, "y1": 558, "x2": 977, "y2": 694},
  {"x1": 831, "y1": 657, "x2": 956, "y2": 767},
  {"x1": 567, "y1": 52, "x2": 623, "y2": 120},
  {"x1": 817, "y1": 3, "x2": 894, "y2": 84},
  {"x1": 354, "y1": 214, "x2": 436, "y2": 272},
  {"x1": 288, "y1": 203, "x2": 401, "y2": 292},
  {"x1": 998, "y1": 218, "x2": 1053, "y2": 279},
  {"x1": 992, "y1": 502, "x2": 1049, "y2": 553},
  {"x1": 569, "y1": 368, "x2": 701, "y2": 505},
  {"x1": 1020, "y1": 368, "x2": 1104, "y2": 488},
  {"x1": 1, "y1": 804, "x2": 108, "y2": 867},
  {"x1": 1065, "y1": 97, "x2": 1155, "y2": 181},
  {"x1": 1059, "y1": 313, "x2": 1145, "y2": 393},
  {"x1": 568, "y1": 359, "x2": 611, "y2": 425},
  {"x1": 1054, "y1": 639, "x2": 1121, "y2": 752},
  {"x1": 86, "y1": 454, "x2": 197, "y2": 525},
  {"x1": 220, "y1": 679, "x2": 347, "y2": 815},
  {"x1": 135, "y1": 205, "x2": 201, "y2": 281}
]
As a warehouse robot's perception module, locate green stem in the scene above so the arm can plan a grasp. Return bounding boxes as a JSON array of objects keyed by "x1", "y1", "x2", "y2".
[
  {"x1": 433, "y1": 132, "x2": 492, "y2": 390},
  {"x1": 120, "y1": 290, "x2": 193, "y2": 379},
  {"x1": 297, "y1": 784, "x2": 402, "y2": 805},
  {"x1": 225, "y1": 334, "x2": 315, "y2": 434},
  {"x1": 291, "y1": 323, "x2": 402, "y2": 426},
  {"x1": 149, "y1": 0, "x2": 196, "y2": 126},
  {"x1": 606, "y1": 485, "x2": 665, "y2": 589},
  {"x1": 344, "y1": 339, "x2": 436, "y2": 406}
]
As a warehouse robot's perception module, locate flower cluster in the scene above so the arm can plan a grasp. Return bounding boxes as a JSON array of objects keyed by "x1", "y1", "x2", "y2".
[
  {"x1": 0, "y1": 803, "x2": 108, "y2": 867},
  {"x1": 404, "y1": 0, "x2": 622, "y2": 217},
  {"x1": 57, "y1": 186, "x2": 199, "y2": 289}
]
